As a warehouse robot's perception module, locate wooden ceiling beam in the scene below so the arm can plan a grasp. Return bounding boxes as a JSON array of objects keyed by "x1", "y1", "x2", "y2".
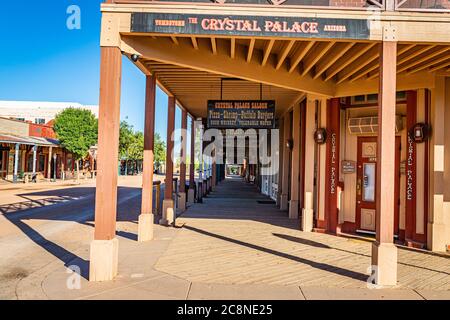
[
  {"x1": 301, "y1": 41, "x2": 335, "y2": 76},
  {"x1": 335, "y1": 71, "x2": 435, "y2": 97},
  {"x1": 408, "y1": 54, "x2": 450, "y2": 74},
  {"x1": 366, "y1": 45, "x2": 436, "y2": 79},
  {"x1": 262, "y1": 39, "x2": 275, "y2": 67},
  {"x1": 170, "y1": 36, "x2": 179, "y2": 45},
  {"x1": 324, "y1": 43, "x2": 377, "y2": 81},
  {"x1": 191, "y1": 36, "x2": 199, "y2": 50},
  {"x1": 428, "y1": 60, "x2": 450, "y2": 72},
  {"x1": 231, "y1": 38, "x2": 236, "y2": 59},
  {"x1": 349, "y1": 44, "x2": 416, "y2": 82},
  {"x1": 313, "y1": 42, "x2": 354, "y2": 80},
  {"x1": 122, "y1": 36, "x2": 334, "y2": 96},
  {"x1": 276, "y1": 40, "x2": 296, "y2": 70},
  {"x1": 337, "y1": 46, "x2": 380, "y2": 84},
  {"x1": 211, "y1": 37, "x2": 217, "y2": 55},
  {"x1": 402, "y1": 46, "x2": 450, "y2": 73},
  {"x1": 247, "y1": 38, "x2": 255, "y2": 63},
  {"x1": 288, "y1": 41, "x2": 315, "y2": 73}
]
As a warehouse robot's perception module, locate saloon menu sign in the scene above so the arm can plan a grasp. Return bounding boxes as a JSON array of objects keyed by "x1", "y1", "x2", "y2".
[
  {"x1": 131, "y1": 13, "x2": 370, "y2": 40},
  {"x1": 207, "y1": 100, "x2": 275, "y2": 129}
]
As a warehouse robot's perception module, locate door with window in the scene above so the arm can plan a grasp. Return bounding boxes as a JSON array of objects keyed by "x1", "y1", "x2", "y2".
[{"x1": 355, "y1": 136, "x2": 400, "y2": 235}]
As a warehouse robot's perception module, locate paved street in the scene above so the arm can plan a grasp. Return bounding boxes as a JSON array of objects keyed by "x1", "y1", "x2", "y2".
[{"x1": 0, "y1": 176, "x2": 449, "y2": 300}]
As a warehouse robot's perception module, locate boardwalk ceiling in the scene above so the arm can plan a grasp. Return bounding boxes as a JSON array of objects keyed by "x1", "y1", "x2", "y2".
[{"x1": 123, "y1": 34, "x2": 450, "y2": 117}]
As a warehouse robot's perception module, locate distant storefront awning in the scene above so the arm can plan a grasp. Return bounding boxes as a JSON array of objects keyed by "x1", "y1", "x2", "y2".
[{"x1": 0, "y1": 134, "x2": 60, "y2": 147}]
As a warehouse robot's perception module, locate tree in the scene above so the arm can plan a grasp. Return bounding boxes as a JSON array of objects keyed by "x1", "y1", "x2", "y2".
[
  {"x1": 119, "y1": 121, "x2": 134, "y2": 160},
  {"x1": 154, "y1": 133, "x2": 166, "y2": 172},
  {"x1": 128, "y1": 131, "x2": 144, "y2": 161},
  {"x1": 54, "y1": 108, "x2": 98, "y2": 182}
]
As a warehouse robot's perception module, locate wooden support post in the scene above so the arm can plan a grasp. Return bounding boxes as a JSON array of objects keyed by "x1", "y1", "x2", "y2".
[
  {"x1": 188, "y1": 116, "x2": 196, "y2": 203},
  {"x1": 428, "y1": 76, "x2": 450, "y2": 252},
  {"x1": 302, "y1": 97, "x2": 316, "y2": 232},
  {"x1": 32, "y1": 145, "x2": 37, "y2": 182},
  {"x1": 90, "y1": 46, "x2": 122, "y2": 282},
  {"x1": 47, "y1": 146, "x2": 52, "y2": 180},
  {"x1": 289, "y1": 104, "x2": 301, "y2": 219},
  {"x1": 280, "y1": 113, "x2": 291, "y2": 211},
  {"x1": 161, "y1": 96, "x2": 176, "y2": 226},
  {"x1": 138, "y1": 75, "x2": 156, "y2": 242},
  {"x1": 179, "y1": 109, "x2": 188, "y2": 211},
  {"x1": 13, "y1": 143, "x2": 19, "y2": 182},
  {"x1": 372, "y1": 38, "x2": 398, "y2": 286}
]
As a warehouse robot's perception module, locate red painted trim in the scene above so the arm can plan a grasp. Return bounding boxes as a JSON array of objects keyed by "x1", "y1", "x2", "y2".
[
  {"x1": 340, "y1": 221, "x2": 357, "y2": 233},
  {"x1": 412, "y1": 90, "x2": 430, "y2": 245},
  {"x1": 405, "y1": 90, "x2": 417, "y2": 241},
  {"x1": 324, "y1": 98, "x2": 340, "y2": 234}
]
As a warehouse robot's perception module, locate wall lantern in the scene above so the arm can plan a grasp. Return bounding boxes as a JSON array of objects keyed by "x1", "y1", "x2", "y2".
[
  {"x1": 408, "y1": 123, "x2": 431, "y2": 143},
  {"x1": 286, "y1": 139, "x2": 293, "y2": 150},
  {"x1": 314, "y1": 128, "x2": 327, "y2": 145}
]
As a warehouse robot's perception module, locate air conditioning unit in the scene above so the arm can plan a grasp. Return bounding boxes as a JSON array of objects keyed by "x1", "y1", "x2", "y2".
[{"x1": 348, "y1": 116, "x2": 403, "y2": 135}]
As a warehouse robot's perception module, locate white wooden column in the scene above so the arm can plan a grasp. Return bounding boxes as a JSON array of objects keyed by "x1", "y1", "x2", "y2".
[
  {"x1": 302, "y1": 96, "x2": 316, "y2": 231},
  {"x1": 280, "y1": 113, "x2": 291, "y2": 210},
  {"x1": 289, "y1": 103, "x2": 301, "y2": 219},
  {"x1": 428, "y1": 76, "x2": 450, "y2": 252}
]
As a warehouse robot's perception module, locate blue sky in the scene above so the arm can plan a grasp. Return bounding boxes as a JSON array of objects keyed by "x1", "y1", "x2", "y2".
[{"x1": 0, "y1": 0, "x2": 180, "y2": 142}]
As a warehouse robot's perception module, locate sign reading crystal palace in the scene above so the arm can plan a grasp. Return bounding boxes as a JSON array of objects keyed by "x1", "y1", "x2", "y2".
[{"x1": 131, "y1": 12, "x2": 370, "y2": 40}]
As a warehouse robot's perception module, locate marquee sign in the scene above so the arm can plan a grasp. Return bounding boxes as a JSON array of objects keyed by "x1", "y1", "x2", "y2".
[
  {"x1": 131, "y1": 13, "x2": 370, "y2": 40},
  {"x1": 207, "y1": 100, "x2": 275, "y2": 129}
]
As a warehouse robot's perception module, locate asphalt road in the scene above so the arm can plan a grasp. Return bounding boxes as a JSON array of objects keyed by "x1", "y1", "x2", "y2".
[{"x1": 0, "y1": 176, "x2": 163, "y2": 299}]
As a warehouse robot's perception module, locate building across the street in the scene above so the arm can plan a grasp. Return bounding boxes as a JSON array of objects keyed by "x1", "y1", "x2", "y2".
[
  {"x1": 0, "y1": 117, "x2": 97, "y2": 182},
  {"x1": 0, "y1": 101, "x2": 99, "y2": 124}
]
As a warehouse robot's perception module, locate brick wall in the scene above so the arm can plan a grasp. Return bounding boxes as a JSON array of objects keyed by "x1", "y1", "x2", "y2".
[{"x1": 29, "y1": 123, "x2": 57, "y2": 139}]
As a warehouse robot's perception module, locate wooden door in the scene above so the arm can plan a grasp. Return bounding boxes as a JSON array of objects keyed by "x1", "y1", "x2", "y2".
[{"x1": 355, "y1": 136, "x2": 400, "y2": 235}]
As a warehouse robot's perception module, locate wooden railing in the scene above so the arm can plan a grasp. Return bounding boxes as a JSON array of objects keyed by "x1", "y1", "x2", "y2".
[
  {"x1": 107, "y1": 0, "x2": 450, "y2": 12},
  {"x1": 395, "y1": 0, "x2": 450, "y2": 12}
]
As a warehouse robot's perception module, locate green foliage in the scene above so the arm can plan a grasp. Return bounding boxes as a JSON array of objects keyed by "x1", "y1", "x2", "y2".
[
  {"x1": 119, "y1": 121, "x2": 166, "y2": 164},
  {"x1": 154, "y1": 133, "x2": 166, "y2": 164},
  {"x1": 128, "y1": 131, "x2": 144, "y2": 160},
  {"x1": 119, "y1": 121, "x2": 134, "y2": 160},
  {"x1": 54, "y1": 108, "x2": 98, "y2": 160}
]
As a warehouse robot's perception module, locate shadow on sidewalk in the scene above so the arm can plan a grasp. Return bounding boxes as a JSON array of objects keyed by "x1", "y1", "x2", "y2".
[
  {"x1": 183, "y1": 225, "x2": 369, "y2": 283},
  {"x1": 2, "y1": 186, "x2": 150, "y2": 280}
]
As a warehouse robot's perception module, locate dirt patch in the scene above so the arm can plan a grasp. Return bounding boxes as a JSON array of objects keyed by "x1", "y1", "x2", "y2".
[{"x1": 0, "y1": 268, "x2": 29, "y2": 280}]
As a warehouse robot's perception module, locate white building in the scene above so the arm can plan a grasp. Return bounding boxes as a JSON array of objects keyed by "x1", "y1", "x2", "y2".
[{"x1": 0, "y1": 101, "x2": 99, "y2": 125}]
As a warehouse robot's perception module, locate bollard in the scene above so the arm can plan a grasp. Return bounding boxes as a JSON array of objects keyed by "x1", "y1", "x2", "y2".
[
  {"x1": 154, "y1": 180, "x2": 161, "y2": 216},
  {"x1": 173, "y1": 177, "x2": 178, "y2": 209},
  {"x1": 197, "y1": 180, "x2": 203, "y2": 203}
]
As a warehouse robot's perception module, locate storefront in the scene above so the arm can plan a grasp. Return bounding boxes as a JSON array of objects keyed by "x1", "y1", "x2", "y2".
[{"x1": 90, "y1": 0, "x2": 450, "y2": 284}]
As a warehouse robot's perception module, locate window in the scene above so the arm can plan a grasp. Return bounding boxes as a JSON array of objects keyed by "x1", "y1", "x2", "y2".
[
  {"x1": 35, "y1": 118, "x2": 45, "y2": 124},
  {"x1": 351, "y1": 91, "x2": 407, "y2": 105}
]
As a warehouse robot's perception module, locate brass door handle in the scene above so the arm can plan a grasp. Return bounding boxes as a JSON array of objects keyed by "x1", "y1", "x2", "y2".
[{"x1": 356, "y1": 178, "x2": 362, "y2": 196}]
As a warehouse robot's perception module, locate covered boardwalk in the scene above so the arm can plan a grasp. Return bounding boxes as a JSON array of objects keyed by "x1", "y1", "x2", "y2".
[
  {"x1": 90, "y1": 0, "x2": 450, "y2": 288},
  {"x1": 157, "y1": 175, "x2": 450, "y2": 291}
]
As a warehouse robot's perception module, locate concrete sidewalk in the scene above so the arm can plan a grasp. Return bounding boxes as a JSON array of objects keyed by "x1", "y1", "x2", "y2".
[
  {"x1": 13, "y1": 222, "x2": 449, "y2": 300},
  {"x1": 2, "y1": 176, "x2": 449, "y2": 300}
]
